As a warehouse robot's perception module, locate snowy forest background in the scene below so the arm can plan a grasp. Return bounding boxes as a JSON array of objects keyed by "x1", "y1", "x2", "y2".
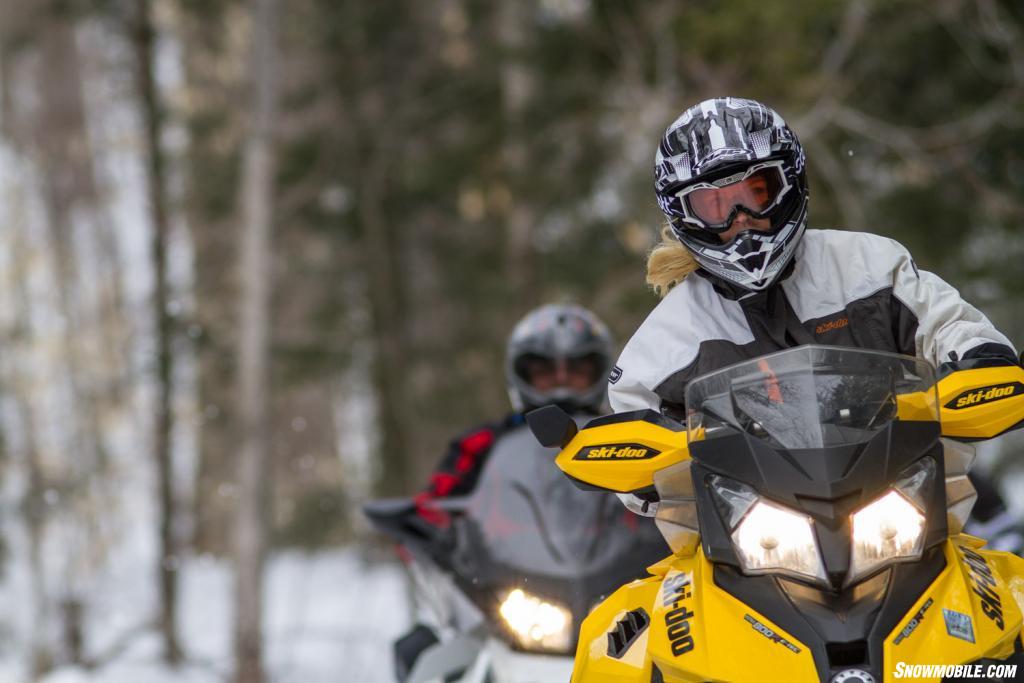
[{"x1": 0, "y1": 0, "x2": 1023, "y2": 682}]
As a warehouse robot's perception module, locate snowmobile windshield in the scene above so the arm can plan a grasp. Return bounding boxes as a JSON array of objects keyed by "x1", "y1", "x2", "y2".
[
  {"x1": 436, "y1": 425, "x2": 659, "y2": 643},
  {"x1": 443, "y1": 424, "x2": 666, "y2": 653},
  {"x1": 457, "y1": 425, "x2": 661, "y2": 582},
  {"x1": 684, "y1": 346, "x2": 938, "y2": 450}
]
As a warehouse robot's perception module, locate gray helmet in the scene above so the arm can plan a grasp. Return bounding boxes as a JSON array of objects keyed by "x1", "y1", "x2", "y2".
[
  {"x1": 654, "y1": 97, "x2": 809, "y2": 291},
  {"x1": 505, "y1": 304, "x2": 615, "y2": 413}
]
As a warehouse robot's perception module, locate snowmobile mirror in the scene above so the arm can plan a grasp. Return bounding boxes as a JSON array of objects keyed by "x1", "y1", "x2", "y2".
[
  {"x1": 362, "y1": 498, "x2": 425, "y2": 540},
  {"x1": 526, "y1": 405, "x2": 578, "y2": 448}
]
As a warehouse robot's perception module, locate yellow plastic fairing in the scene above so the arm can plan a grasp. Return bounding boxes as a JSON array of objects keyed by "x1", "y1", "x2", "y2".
[
  {"x1": 555, "y1": 412, "x2": 690, "y2": 494},
  {"x1": 881, "y1": 538, "x2": 1024, "y2": 682},
  {"x1": 937, "y1": 366, "x2": 1024, "y2": 439},
  {"x1": 571, "y1": 571, "x2": 663, "y2": 682},
  {"x1": 572, "y1": 539, "x2": 1024, "y2": 683},
  {"x1": 572, "y1": 547, "x2": 820, "y2": 683},
  {"x1": 895, "y1": 390, "x2": 938, "y2": 423}
]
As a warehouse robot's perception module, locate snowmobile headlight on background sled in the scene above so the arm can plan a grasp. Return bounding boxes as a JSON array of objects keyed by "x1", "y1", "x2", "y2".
[
  {"x1": 498, "y1": 588, "x2": 572, "y2": 652},
  {"x1": 710, "y1": 476, "x2": 828, "y2": 585}
]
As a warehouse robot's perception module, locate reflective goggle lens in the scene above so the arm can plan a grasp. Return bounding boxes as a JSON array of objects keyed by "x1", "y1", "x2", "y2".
[{"x1": 684, "y1": 167, "x2": 786, "y2": 226}]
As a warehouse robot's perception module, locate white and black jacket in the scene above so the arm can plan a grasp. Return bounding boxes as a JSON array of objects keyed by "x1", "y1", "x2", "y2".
[{"x1": 609, "y1": 229, "x2": 1018, "y2": 418}]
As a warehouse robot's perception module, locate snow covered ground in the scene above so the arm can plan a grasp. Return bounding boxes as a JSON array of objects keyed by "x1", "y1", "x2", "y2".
[{"x1": 0, "y1": 548, "x2": 410, "y2": 683}]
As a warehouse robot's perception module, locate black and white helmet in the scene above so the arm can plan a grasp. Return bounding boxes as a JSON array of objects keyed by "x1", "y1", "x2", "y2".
[
  {"x1": 505, "y1": 304, "x2": 615, "y2": 413},
  {"x1": 654, "y1": 97, "x2": 809, "y2": 291}
]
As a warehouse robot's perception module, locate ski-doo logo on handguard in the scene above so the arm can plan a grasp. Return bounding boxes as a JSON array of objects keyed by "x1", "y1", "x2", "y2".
[
  {"x1": 574, "y1": 443, "x2": 660, "y2": 461},
  {"x1": 946, "y1": 382, "x2": 1023, "y2": 410},
  {"x1": 662, "y1": 571, "x2": 695, "y2": 656}
]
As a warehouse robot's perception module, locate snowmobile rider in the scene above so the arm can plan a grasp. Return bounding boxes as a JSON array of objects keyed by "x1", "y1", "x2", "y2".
[
  {"x1": 396, "y1": 304, "x2": 665, "y2": 680},
  {"x1": 414, "y1": 303, "x2": 615, "y2": 522},
  {"x1": 611, "y1": 96, "x2": 1021, "y2": 518}
]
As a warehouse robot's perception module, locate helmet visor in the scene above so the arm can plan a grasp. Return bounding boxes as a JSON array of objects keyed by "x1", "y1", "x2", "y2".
[{"x1": 676, "y1": 161, "x2": 790, "y2": 230}]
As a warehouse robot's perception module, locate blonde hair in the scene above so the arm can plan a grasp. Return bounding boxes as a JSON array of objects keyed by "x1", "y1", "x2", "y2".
[{"x1": 645, "y1": 224, "x2": 700, "y2": 298}]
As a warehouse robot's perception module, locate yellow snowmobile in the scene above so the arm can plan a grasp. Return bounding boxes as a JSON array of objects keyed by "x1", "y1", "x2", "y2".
[{"x1": 527, "y1": 346, "x2": 1024, "y2": 683}]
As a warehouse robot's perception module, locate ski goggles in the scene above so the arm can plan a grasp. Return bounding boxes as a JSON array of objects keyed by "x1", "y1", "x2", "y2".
[{"x1": 674, "y1": 160, "x2": 792, "y2": 231}]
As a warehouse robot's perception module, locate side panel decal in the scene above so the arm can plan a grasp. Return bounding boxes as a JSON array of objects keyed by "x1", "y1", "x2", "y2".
[
  {"x1": 893, "y1": 598, "x2": 934, "y2": 646},
  {"x1": 959, "y1": 546, "x2": 1005, "y2": 630},
  {"x1": 743, "y1": 614, "x2": 801, "y2": 653},
  {"x1": 662, "y1": 572, "x2": 695, "y2": 656}
]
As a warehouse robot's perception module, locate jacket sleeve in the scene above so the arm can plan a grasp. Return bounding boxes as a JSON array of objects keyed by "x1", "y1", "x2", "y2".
[
  {"x1": 420, "y1": 425, "x2": 498, "y2": 499},
  {"x1": 413, "y1": 420, "x2": 503, "y2": 526},
  {"x1": 889, "y1": 240, "x2": 1016, "y2": 368},
  {"x1": 608, "y1": 365, "x2": 662, "y2": 414},
  {"x1": 607, "y1": 324, "x2": 676, "y2": 414}
]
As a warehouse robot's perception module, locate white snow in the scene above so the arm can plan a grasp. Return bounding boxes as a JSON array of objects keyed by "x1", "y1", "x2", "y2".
[{"x1": 29, "y1": 549, "x2": 411, "y2": 683}]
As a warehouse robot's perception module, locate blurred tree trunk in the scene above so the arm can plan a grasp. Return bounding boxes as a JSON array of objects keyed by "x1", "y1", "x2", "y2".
[
  {"x1": 0, "y1": 22, "x2": 54, "y2": 681},
  {"x1": 355, "y1": 0, "x2": 452, "y2": 497},
  {"x1": 498, "y1": 1, "x2": 539, "y2": 325},
  {"x1": 176, "y1": 1, "x2": 246, "y2": 557},
  {"x1": 32, "y1": 17, "x2": 117, "y2": 669},
  {"x1": 180, "y1": 0, "x2": 349, "y2": 555},
  {"x1": 359, "y1": 143, "x2": 414, "y2": 497},
  {"x1": 129, "y1": 0, "x2": 182, "y2": 664},
  {"x1": 234, "y1": 0, "x2": 279, "y2": 680},
  {"x1": 7, "y1": 222, "x2": 54, "y2": 680},
  {"x1": 35, "y1": 14, "x2": 111, "y2": 486}
]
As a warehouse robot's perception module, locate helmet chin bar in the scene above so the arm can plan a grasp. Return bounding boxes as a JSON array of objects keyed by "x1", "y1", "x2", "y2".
[{"x1": 684, "y1": 215, "x2": 806, "y2": 292}]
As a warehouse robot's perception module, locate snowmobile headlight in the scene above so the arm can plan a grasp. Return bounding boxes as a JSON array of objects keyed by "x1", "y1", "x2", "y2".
[
  {"x1": 733, "y1": 500, "x2": 828, "y2": 583},
  {"x1": 847, "y1": 490, "x2": 925, "y2": 585},
  {"x1": 498, "y1": 588, "x2": 572, "y2": 652},
  {"x1": 711, "y1": 476, "x2": 827, "y2": 585}
]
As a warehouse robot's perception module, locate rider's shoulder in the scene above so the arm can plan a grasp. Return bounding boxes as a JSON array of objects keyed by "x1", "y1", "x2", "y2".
[
  {"x1": 615, "y1": 282, "x2": 721, "y2": 386},
  {"x1": 451, "y1": 415, "x2": 521, "y2": 454},
  {"x1": 795, "y1": 228, "x2": 914, "y2": 280},
  {"x1": 802, "y1": 228, "x2": 909, "y2": 258}
]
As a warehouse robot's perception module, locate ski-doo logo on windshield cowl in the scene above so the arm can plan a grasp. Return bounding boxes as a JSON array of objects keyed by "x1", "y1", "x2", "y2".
[
  {"x1": 574, "y1": 443, "x2": 660, "y2": 461},
  {"x1": 946, "y1": 382, "x2": 1023, "y2": 410},
  {"x1": 959, "y1": 546, "x2": 1004, "y2": 630}
]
